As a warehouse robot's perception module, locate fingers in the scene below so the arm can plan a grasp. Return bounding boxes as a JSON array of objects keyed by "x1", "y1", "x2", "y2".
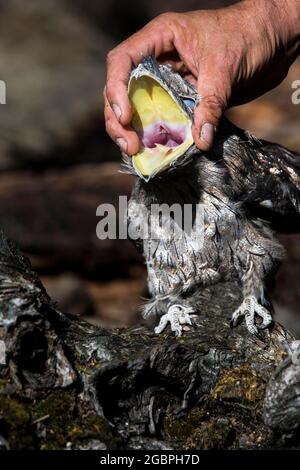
[
  {"x1": 105, "y1": 50, "x2": 134, "y2": 127},
  {"x1": 105, "y1": 16, "x2": 174, "y2": 125},
  {"x1": 105, "y1": 15, "x2": 175, "y2": 154},
  {"x1": 104, "y1": 88, "x2": 140, "y2": 156},
  {"x1": 193, "y1": 63, "x2": 231, "y2": 151}
]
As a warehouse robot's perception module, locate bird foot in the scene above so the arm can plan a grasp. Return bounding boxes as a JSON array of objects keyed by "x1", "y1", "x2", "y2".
[
  {"x1": 230, "y1": 295, "x2": 273, "y2": 336},
  {"x1": 154, "y1": 304, "x2": 195, "y2": 336}
]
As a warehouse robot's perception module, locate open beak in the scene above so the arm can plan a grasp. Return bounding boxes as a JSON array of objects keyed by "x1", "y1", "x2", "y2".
[{"x1": 128, "y1": 74, "x2": 194, "y2": 181}]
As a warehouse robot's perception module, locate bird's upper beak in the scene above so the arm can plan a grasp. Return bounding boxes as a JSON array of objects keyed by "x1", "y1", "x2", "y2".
[{"x1": 128, "y1": 72, "x2": 194, "y2": 181}]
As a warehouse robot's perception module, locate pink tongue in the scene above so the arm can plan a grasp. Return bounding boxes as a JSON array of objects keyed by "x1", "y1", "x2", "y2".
[
  {"x1": 143, "y1": 125, "x2": 184, "y2": 149},
  {"x1": 153, "y1": 131, "x2": 178, "y2": 148}
]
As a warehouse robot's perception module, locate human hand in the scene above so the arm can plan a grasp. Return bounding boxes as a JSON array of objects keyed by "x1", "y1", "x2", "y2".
[{"x1": 104, "y1": 0, "x2": 299, "y2": 155}]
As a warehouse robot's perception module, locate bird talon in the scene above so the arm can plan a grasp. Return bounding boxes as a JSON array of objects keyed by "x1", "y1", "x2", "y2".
[
  {"x1": 174, "y1": 327, "x2": 182, "y2": 337},
  {"x1": 231, "y1": 295, "x2": 272, "y2": 336},
  {"x1": 154, "y1": 303, "x2": 195, "y2": 336}
]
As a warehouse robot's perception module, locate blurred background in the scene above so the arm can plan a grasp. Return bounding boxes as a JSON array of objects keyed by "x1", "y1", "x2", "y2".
[{"x1": 0, "y1": 0, "x2": 300, "y2": 335}]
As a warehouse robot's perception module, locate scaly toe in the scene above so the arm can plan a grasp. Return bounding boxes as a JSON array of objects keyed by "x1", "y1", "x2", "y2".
[
  {"x1": 245, "y1": 312, "x2": 259, "y2": 336},
  {"x1": 230, "y1": 296, "x2": 272, "y2": 336},
  {"x1": 230, "y1": 308, "x2": 244, "y2": 328},
  {"x1": 173, "y1": 325, "x2": 183, "y2": 337},
  {"x1": 154, "y1": 305, "x2": 194, "y2": 336},
  {"x1": 255, "y1": 305, "x2": 273, "y2": 330}
]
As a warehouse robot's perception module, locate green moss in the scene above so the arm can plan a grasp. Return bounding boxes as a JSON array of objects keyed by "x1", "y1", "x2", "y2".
[
  {"x1": 186, "y1": 418, "x2": 235, "y2": 449},
  {"x1": 0, "y1": 396, "x2": 33, "y2": 448},
  {"x1": 32, "y1": 391, "x2": 119, "y2": 450},
  {"x1": 163, "y1": 406, "x2": 237, "y2": 449},
  {"x1": 0, "y1": 378, "x2": 7, "y2": 391},
  {"x1": 163, "y1": 365, "x2": 267, "y2": 450},
  {"x1": 32, "y1": 390, "x2": 75, "y2": 450},
  {"x1": 69, "y1": 414, "x2": 113, "y2": 441},
  {"x1": 163, "y1": 407, "x2": 206, "y2": 441},
  {"x1": 0, "y1": 383, "x2": 119, "y2": 450},
  {"x1": 80, "y1": 414, "x2": 109, "y2": 435},
  {"x1": 0, "y1": 397, "x2": 30, "y2": 427},
  {"x1": 212, "y1": 364, "x2": 265, "y2": 404}
]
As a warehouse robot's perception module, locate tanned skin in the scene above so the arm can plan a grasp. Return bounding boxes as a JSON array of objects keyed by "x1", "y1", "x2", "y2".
[{"x1": 104, "y1": 0, "x2": 300, "y2": 155}]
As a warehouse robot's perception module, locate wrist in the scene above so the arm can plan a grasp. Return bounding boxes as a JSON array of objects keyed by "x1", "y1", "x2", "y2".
[{"x1": 243, "y1": 0, "x2": 300, "y2": 54}]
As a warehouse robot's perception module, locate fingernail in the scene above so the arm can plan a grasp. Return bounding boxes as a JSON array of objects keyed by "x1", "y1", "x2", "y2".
[
  {"x1": 112, "y1": 104, "x2": 122, "y2": 121},
  {"x1": 200, "y1": 123, "x2": 215, "y2": 146},
  {"x1": 121, "y1": 151, "x2": 129, "y2": 160},
  {"x1": 116, "y1": 137, "x2": 127, "y2": 153}
]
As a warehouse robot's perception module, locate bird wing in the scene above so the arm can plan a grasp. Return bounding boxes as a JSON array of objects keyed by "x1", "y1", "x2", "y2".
[{"x1": 220, "y1": 119, "x2": 300, "y2": 216}]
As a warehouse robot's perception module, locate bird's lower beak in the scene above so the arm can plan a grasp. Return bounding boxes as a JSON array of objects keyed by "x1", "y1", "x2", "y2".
[{"x1": 128, "y1": 75, "x2": 193, "y2": 181}]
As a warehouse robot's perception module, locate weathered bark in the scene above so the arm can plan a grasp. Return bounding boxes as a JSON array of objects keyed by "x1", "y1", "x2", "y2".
[{"x1": 0, "y1": 230, "x2": 299, "y2": 450}]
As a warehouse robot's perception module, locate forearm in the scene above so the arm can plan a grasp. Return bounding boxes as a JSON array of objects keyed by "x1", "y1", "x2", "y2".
[
  {"x1": 105, "y1": 0, "x2": 300, "y2": 153},
  {"x1": 243, "y1": 0, "x2": 300, "y2": 56}
]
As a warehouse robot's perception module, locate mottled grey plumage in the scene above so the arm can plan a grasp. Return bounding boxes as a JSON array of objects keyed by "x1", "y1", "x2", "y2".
[{"x1": 126, "y1": 57, "x2": 300, "y2": 337}]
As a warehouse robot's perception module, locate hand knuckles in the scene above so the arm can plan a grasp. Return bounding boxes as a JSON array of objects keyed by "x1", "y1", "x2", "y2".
[
  {"x1": 201, "y1": 94, "x2": 226, "y2": 112},
  {"x1": 104, "y1": 117, "x2": 116, "y2": 136},
  {"x1": 106, "y1": 49, "x2": 118, "y2": 66},
  {"x1": 156, "y1": 12, "x2": 176, "y2": 23}
]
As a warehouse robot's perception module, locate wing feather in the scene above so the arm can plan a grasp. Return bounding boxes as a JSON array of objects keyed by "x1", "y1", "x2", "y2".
[{"x1": 219, "y1": 119, "x2": 300, "y2": 216}]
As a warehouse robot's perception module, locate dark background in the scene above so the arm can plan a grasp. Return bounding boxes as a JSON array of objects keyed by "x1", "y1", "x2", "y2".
[{"x1": 0, "y1": 0, "x2": 299, "y2": 335}]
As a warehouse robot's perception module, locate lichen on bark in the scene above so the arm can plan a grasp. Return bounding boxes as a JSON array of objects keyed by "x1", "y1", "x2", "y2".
[{"x1": 0, "y1": 231, "x2": 299, "y2": 449}]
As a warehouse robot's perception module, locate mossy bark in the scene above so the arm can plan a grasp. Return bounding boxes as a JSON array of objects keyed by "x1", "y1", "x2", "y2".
[{"x1": 0, "y1": 231, "x2": 299, "y2": 450}]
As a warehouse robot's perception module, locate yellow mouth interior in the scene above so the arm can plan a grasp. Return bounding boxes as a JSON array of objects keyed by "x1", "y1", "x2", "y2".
[{"x1": 128, "y1": 75, "x2": 193, "y2": 179}]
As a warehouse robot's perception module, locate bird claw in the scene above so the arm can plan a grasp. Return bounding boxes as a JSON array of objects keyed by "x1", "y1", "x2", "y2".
[
  {"x1": 230, "y1": 295, "x2": 273, "y2": 336},
  {"x1": 154, "y1": 304, "x2": 194, "y2": 336}
]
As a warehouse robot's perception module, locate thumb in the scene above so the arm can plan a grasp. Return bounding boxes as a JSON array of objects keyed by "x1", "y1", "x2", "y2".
[{"x1": 193, "y1": 68, "x2": 231, "y2": 151}]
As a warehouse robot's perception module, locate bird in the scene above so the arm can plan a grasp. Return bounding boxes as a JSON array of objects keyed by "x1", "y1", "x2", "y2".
[{"x1": 123, "y1": 56, "x2": 300, "y2": 337}]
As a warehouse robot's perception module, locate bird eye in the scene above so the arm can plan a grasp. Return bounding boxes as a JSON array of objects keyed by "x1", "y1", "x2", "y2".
[{"x1": 182, "y1": 98, "x2": 195, "y2": 110}]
